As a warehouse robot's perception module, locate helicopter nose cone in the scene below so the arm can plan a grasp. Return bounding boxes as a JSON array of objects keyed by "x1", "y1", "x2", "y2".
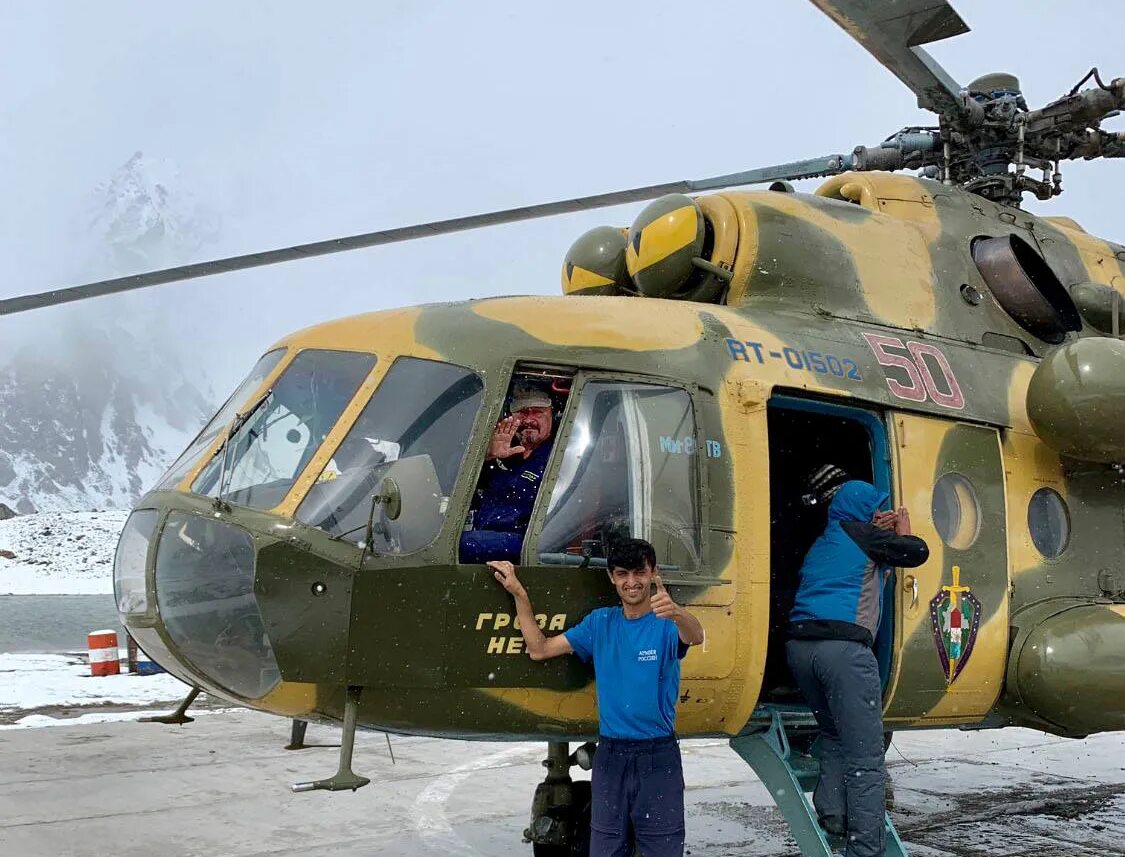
[{"x1": 115, "y1": 510, "x2": 281, "y2": 701}]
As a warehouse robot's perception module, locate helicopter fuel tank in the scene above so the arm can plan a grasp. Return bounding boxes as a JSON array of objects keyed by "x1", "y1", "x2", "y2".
[
  {"x1": 1009, "y1": 601, "x2": 1125, "y2": 736},
  {"x1": 1026, "y1": 337, "x2": 1125, "y2": 463}
]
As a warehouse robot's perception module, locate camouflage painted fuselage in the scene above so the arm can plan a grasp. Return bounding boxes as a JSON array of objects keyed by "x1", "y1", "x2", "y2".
[{"x1": 122, "y1": 173, "x2": 1125, "y2": 741}]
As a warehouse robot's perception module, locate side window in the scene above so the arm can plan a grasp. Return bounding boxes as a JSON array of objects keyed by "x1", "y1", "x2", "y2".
[
  {"x1": 459, "y1": 372, "x2": 571, "y2": 564},
  {"x1": 298, "y1": 357, "x2": 484, "y2": 554},
  {"x1": 537, "y1": 381, "x2": 702, "y2": 573}
]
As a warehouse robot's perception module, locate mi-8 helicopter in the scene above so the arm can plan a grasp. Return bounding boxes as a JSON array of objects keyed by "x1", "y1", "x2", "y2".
[{"x1": 4, "y1": 1, "x2": 1125, "y2": 855}]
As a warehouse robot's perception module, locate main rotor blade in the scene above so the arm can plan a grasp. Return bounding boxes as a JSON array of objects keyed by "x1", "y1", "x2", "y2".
[
  {"x1": 809, "y1": 0, "x2": 969, "y2": 117},
  {"x1": 1, "y1": 155, "x2": 851, "y2": 316}
]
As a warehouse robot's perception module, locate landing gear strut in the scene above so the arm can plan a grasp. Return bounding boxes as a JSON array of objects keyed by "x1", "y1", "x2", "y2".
[
  {"x1": 291, "y1": 686, "x2": 371, "y2": 793},
  {"x1": 140, "y1": 685, "x2": 201, "y2": 725},
  {"x1": 285, "y1": 719, "x2": 309, "y2": 750},
  {"x1": 524, "y1": 741, "x2": 595, "y2": 857}
]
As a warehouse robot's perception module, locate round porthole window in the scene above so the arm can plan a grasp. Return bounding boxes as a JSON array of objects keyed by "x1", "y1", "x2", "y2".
[
  {"x1": 932, "y1": 473, "x2": 981, "y2": 549},
  {"x1": 1028, "y1": 488, "x2": 1070, "y2": 559}
]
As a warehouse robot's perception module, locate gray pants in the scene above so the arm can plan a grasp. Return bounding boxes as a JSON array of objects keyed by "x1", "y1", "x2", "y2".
[{"x1": 786, "y1": 638, "x2": 886, "y2": 857}]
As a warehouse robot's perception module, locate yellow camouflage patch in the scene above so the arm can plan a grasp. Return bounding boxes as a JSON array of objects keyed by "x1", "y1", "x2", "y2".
[{"x1": 471, "y1": 295, "x2": 705, "y2": 351}]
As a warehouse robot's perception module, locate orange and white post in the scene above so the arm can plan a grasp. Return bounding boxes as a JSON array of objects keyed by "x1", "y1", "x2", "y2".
[{"x1": 88, "y1": 629, "x2": 120, "y2": 677}]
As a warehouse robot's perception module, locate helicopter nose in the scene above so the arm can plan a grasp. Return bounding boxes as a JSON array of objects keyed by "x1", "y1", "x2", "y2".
[{"x1": 116, "y1": 509, "x2": 281, "y2": 701}]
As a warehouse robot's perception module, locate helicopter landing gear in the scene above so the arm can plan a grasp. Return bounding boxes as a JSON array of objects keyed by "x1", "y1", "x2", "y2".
[
  {"x1": 729, "y1": 707, "x2": 909, "y2": 857},
  {"x1": 291, "y1": 686, "x2": 371, "y2": 793},
  {"x1": 285, "y1": 719, "x2": 309, "y2": 750},
  {"x1": 524, "y1": 741, "x2": 596, "y2": 857},
  {"x1": 139, "y1": 685, "x2": 201, "y2": 725}
]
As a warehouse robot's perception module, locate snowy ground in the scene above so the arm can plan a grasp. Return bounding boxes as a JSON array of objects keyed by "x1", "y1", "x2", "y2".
[
  {"x1": 0, "y1": 510, "x2": 128, "y2": 595},
  {"x1": 0, "y1": 652, "x2": 192, "y2": 724},
  {"x1": 1, "y1": 711, "x2": 1123, "y2": 857},
  {"x1": 0, "y1": 651, "x2": 200, "y2": 727}
]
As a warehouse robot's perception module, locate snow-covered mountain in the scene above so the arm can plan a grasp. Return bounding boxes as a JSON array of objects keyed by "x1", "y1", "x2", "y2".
[
  {"x1": 0, "y1": 326, "x2": 213, "y2": 513},
  {"x1": 0, "y1": 153, "x2": 219, "y2": 513},
  {"x1": 87, "y1": 151, "x2": 220, "y2": 274},
  {"x1": 0, "y1": 510, "x2": 127, "y2": 594}
]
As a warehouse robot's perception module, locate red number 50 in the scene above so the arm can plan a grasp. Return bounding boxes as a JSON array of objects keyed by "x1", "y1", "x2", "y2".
[{"x1": 862, "y1": 333, "x2": 965, "y2": 410}]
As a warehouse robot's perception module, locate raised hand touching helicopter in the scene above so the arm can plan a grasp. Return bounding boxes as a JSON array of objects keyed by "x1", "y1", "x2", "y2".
[{"x1": 487, "y1": 560, "x2": 574, "y2": 661}]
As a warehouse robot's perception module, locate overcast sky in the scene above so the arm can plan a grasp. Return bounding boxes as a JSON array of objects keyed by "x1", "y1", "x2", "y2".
[{"x1": 2, "y1": 1, "x2": 1122, "y2": 394}]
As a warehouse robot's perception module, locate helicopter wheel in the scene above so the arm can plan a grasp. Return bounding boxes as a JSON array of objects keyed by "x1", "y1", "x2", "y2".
[{"x1": 530, "y1": 779, "x2": 591, "y2": 857}]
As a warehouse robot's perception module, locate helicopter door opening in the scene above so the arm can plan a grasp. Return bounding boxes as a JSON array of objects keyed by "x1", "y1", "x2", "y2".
[{"x1": 763, "y1": 395, "x2": 893, "y2": 702}]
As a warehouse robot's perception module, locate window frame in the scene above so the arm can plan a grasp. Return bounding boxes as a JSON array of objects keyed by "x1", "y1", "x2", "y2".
[
  {"x1": 113, "y1": 508, "x2": 162, "y2": 622},
  {"x1": 162, "y1": 347, "x2": 289, "y2": 493},
  {"x1": 189, "y1": 347, "x2": 378, "y2": 511},
  {"x1": 295, "y1": 354, "x2": 487, "y2": 555},
  {"x1": 521, "y1": 369, "x2": 709, "y2": 575},
  {"x1": 1027, "y1": 485, "x2": 1071, "y2": 560},
  {"x1": 351, "y1": 354, "x2": 500, "y2": 570}
]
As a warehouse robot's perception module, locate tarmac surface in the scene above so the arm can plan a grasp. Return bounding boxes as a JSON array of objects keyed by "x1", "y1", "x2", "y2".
[{"x1": 2, "y1": 708, "x2": 1124, "y2": 857}]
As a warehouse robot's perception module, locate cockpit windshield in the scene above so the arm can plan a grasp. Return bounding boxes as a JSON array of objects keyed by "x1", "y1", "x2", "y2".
[
  {"x1": 155, "y1": 349, "x2": 286, "y2": 491},
  {"x1": 297, "y1": 357, "x2": 484, "y2": 554},
  {"x1": 191, "y1": 349, "x2": 376, "y2": 510}
]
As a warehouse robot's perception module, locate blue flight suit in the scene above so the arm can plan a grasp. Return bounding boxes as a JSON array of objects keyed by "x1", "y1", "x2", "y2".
[{"x1": 459, "y1": 442, "x2": 553, "y2": 563}]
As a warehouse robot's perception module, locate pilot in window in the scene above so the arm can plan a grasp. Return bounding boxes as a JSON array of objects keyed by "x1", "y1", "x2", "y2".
[{"x1": 459, "y1": 381, "x2": 558, "y2": 563}]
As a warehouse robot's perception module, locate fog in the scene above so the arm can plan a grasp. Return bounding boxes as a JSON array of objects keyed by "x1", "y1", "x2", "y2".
[{"x1": 2, "y1": 0, "x2": 1121, "y2": 395}]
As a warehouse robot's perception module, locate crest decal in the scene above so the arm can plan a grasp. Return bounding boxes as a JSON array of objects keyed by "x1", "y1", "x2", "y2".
[{"x1": 929, "y1": 565, "x2": 981, "y2": 683}]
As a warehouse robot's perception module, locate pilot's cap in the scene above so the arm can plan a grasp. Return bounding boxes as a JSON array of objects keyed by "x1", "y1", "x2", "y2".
[
  {"x1": 802, "y1": 464, "x2": 850, "y2": 507},
  {"x1": 510, "y1": 383, "x2": 552, "y2": 413}
]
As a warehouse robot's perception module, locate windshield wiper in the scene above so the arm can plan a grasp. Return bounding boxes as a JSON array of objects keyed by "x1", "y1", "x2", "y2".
[{"x1": 212, "y1": 388, "x2": 274, "y2": 509}]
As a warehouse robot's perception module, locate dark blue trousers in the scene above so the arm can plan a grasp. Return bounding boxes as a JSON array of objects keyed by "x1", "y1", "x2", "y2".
[
  {"x1": 590, "y1": 735, "x2": 685, "y2": 857},
  {"x1": 786, "y1": 638, "x2": 886, "y2": 857}
]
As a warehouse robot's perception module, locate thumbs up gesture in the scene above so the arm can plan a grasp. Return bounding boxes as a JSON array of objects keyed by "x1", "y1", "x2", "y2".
[{"x1": 651, "y1": 574, "x2": 679, "y2": 620}]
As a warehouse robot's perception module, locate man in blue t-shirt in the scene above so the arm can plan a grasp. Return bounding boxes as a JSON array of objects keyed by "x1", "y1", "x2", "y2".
[{"x1": 489, "y1": 538, "x2": 705, "y2": 857}]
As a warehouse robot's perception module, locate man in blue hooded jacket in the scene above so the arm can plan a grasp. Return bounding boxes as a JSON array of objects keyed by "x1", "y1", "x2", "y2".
[{"x1": 787, "y1": 470, "x2": 929, "y2": 857}]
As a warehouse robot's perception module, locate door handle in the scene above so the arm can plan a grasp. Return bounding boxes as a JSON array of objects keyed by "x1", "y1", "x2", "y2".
[{"x1": 903, "y1": 574, "x2": 919, "y2": 609}]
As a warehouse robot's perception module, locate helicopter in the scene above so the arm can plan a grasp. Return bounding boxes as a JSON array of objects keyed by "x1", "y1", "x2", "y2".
[{"x1": 4, "y1": 1, "x2": 1125, "y2": 855}]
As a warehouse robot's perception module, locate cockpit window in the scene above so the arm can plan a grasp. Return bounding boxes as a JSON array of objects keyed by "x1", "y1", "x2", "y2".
[
  {"x1": 537, "y1": 381, "x2": 702, "y2": 572},
  {"x1": 460, "y1": 372, "x2": 570, "y2": 565},
  {"x1": 191, "y1": 349, "x2": 375, "y2": 510},
  {"x1": 297, "y1": 357, "x2": 484, "y2": 553},
  {"x1": 156, "y1": 348, "x2": 286, "y2": 491}
]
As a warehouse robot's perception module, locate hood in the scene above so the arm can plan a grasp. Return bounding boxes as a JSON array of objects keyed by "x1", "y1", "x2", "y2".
[{"x1": 828, "y1": 480, "x2": 888, "y2": 523}]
